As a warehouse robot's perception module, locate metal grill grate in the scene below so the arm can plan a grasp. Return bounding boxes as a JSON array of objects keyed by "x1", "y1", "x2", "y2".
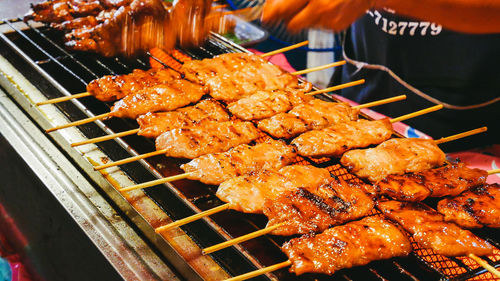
[{"x1": 0, "y1": 18, "x2": 498, "y2": 281}]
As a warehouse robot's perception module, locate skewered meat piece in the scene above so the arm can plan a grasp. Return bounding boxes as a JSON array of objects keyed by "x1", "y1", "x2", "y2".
[
  {"x1": 378, "y1": 200, "x2": 494, "y2": 256},
  {"x1": 258, "y1": 100, "x2": 359, "y2": 139},
  {"x1": 264, "y1": 177, "x2": 375, "y2": 236},
  {"x1": 437, "y1": 183, "x2": 500, "y2": 228},
  {"x1": 136, "y1": 99, "x2": 229, "y2": 138},
  {"x1": 25, "y1": 0, "x2": 109, "y2": 23},
  {"x1": 375, "y1": 163, "x2": 488, "y2": 202},
  {"x1": 86, "y1": 68, "x2": 181, "y2": 102},
  {"x1": 110, "y1": 78, "x2": 207, "y2": 119},
  {"x1": 181, "y1": 53, "x2": 312, "y2": 102},
  {"x1": 292, "y1": 118, "x2": 393, "y2": 158},
  {"x1": 216, "y1": 165, "x2": 332, "y2": 213},
  {"x1": 155, "y1": 120, "x2": 260, "y2": 159},
  {"x1": 282, "y1": 216, "x2": 411, "y2": 275},
  {"x1": 181, "y1": 139, "x2": 297, "y2": 185},
  {"x1": 341, "y1": 138, "x2": 446, "y2": 182},
  {"x1": 65, "y1": 0, "x2": 171, "y2": 57},
  {"x1": 227, "y1": 88, "x2": 313, "y2": 121}
]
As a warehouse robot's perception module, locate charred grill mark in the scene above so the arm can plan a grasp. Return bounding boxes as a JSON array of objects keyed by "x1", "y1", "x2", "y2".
[{"x1": 295, "y1": 188, "x2": 349, "y2": 217}]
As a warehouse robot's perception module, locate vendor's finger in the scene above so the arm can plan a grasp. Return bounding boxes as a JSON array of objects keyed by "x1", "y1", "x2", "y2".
[
  {"x1": 287, "y1": 2, "x2": 320, "y2": 31},
  {"x1": 262, "y1": 0, "x2": 308, "y2": 23}
]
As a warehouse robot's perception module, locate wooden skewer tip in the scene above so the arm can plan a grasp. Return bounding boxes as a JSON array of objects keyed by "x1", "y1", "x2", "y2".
[
  {"x1": 155, "y1": 203, "x2": 230, "y2": 233},
  {"x1": 119, "y1": 172, "x2": 193, "y2": 192},
  {"x1": 71, "y1": 128, "x2": 140, "y2": 147},
  {"x1": 260, "y1": 41, "x2": 309, "y2": 58},
  {"x1": 46, "y1": 112, "x2": 111, "y2": 133},
  {"x1": 468, "y1": 253, "x2": 500, "y2": 278},
  {"x1": 94, "y1": 148, "x2": 168, "y2": 170},
  {"x1": 36, "y1": 92, "x2": 91, "y2": 106},
  {"x1": 434, "y1": 127, "x2": 488, "y2": 145},
  {"x1": 224, "y1": 260, "x2": 292, "y2": 281}
]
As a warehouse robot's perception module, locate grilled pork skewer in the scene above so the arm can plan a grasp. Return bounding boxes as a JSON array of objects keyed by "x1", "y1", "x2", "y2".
[
  {"x1": 180, "y1": 139, "x2": 297, "y2": 185},
  {"x1": 378, "y1": 200, "x2": 494, "y2": 257},
  {"x1": 45, "y1": 77, "x2": 208, "y2": 132},
  {"x1": 258, "y1": 99, "x2": 359, "y2": 139},
  {"x1": 154, "y1": 165, "x2": 332, "y2": 232},
  {"x1": 341, "y1": 127, "x2": 487, "y2": 182},
  {"x1": 375, "y1": 162, "x2": 489, "y2": 202},
  {"x1": 37, "y1": 41, "x2": 311, "y2": 106},
  {"x1": 292, "y1": 104, "x2": 442, "y2": 158},
  {"x1": 203, "y1": 177, "x2": 375, "y2": 254},
  {"x1": 93, "y1": 96, "x2": 403, "y2": 171},
  {"x1": 227, "y1": 79, "x2": 365, "y2": 121},
  {"x1": 341, "y1": 138, "x2": 446, "y2": 182},
  {"x1": 257, "y1": 93, "x2": 407, "y2": 139},
  {"x1": 44, "y1": 60, "x2": 344, "y2": 132},
  {"x1": 154, "y1": 120, "x2": 260, "y2": 159},
  {"x1": 72, "y1": 99, "x2": 229, "y2": 146},
  {"x1": 437, "y1": 182, "x2": 500, "y2": 228},
  {"x1": 223, "y1": 216, "x2": 411, "y2": 281},
  {"x1": 73, "y1": 81, "x2": 366, "y2": 147}
]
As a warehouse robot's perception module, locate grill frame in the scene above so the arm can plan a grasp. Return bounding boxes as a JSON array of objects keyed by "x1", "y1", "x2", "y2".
[{"x1": 0, "y1": 17, "x2": 498, "y2": 281}]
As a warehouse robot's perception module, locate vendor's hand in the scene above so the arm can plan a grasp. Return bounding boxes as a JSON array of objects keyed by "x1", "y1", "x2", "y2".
[{"x1": 262, "y1": 0, "x2": 376, "y2": 32}]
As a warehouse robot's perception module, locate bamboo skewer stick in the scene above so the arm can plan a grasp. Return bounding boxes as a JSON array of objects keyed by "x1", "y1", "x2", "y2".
[
  {"x1": 155, "y1": 203, "x2": 230, "y2": 233},
  {"x1": 94, "y1": 149, "x2": 168, "y2": 170},
  {"x1": 93, "y1": 95, "x2": 407, "y2": 171},
  {"x1": 468, "y1": 254, "x2": 500, "y2": 278},
  {"x1": 119, "y1": 172, "x2": 193, "y2": 192},
  {"x1": 46, "y1": 112, "x2": 111, "y2": 133},
  {"x1": 260, "y1": 41, "x2": 309, "y2": 57},
  {"x1": 389, "y1": 104, "x2": 443, "y2": 123},
  {"x1": 36, "y1": 92, "x2": 91, "y2": 106},
  {"x1": 306, "y1": 79, "x2": 365, "y2": 95},
  {"x1": 203, "y1": 223, "x2": 285, "y2": 255},
  {"x1": 352, "y1": 95, "x2": 407, "y2": 110},
  {"x1": 225, "y1": 260, "x2": 292, "y2": 281},
  {"x1": 488, "y1": 169, "x2": 500, "y2": 175},
  {"x1": 72, "y1": 128, "x2": 140, "y2": 147},
  {"x1": 291, "y1": 60, "x2": 346, "y2": 76},
  {"x1": 434, "y1": 127, "x2": 487, "y2": 145}
]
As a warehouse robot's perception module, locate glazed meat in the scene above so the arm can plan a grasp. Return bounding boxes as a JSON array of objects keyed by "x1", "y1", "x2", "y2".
[
  {"x1": 378, "y1": 200, "x2": 494, "y2": 256},
  {"x1": 155, "y1": 120, "x2": 260, "y2": 159},
  {"x1": 376, "y1": 163, "x2": 488, "y2": 202},
  {"x1": 292, "y1": 118, "x2": 393, "y2": 158},
  {"x1": 437, "y1": 183, "x2": 500, "y2": 228},
  {"x1": 341, "y1": 138, "x2": 446, "y2": 182},
  {"x1": 86, "y1": 68, "x2": 181, "y2": 102},
  {"x1": 136, "y1": 99, "x2": 229, "y2": 138},
  {"x1": 227, "y1": 88, "x2": 313, "y2": 121},
  {"x1": 258, "y1": 100, "x2": 359, "y2": 139},
  {"x1": 110, "y1": 78, "x2": 207, "y2": 119},
  {"x1": 25, "y1": 0, "x2": 109, "y2": 23},
  {"x1": 181, "y1": 53, "x2": 311, "y2": 102},
  {"x1": 181, "y1": 139, "x2": 297, "y2": 185},
  {"x1": 63, "y1": 0, "x2": 171, "y2": 57},
  {"x1": 216, "y1": 165, "x2": 331, "y2": 213},
  {"x1": 282, "y1": 216, "x2": 411, "y2": 275},
  {"x1": 264, "y1": 177, "x2": 375, "y2": 236}
]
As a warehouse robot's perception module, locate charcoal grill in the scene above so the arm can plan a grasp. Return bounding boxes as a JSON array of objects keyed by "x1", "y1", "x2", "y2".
[{"x1": 0, "y1": 15, "x2": 499, "y2": 281}]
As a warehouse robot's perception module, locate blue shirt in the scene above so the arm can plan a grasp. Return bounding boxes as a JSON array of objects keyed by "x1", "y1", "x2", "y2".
[{"x1": 334, "y1": 9, "x2": 500, "y2": 150}]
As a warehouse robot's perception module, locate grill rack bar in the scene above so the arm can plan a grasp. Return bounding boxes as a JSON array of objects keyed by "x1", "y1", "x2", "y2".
[{"x1": 0, "y1": 18, "x2": 499, "y2": 281}]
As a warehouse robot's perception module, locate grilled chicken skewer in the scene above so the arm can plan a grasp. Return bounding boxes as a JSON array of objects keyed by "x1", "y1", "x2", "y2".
[
  {"x1": 37, "y1": 42, "x2": 310, "y2": 106},
  {"x1": 72, "y1": 80, "x2": 366, "y2": 147},
  {"x1": 340, "y1": 127, "x2": 487, "y2": 182},
  {"x1": 292, "y1": 104, "x2": 443, "y2": 158},
  {"x1": 374, "y1": 162, "x2": 491, "y2": 202},
  {"x1": 437, "y1": 182, "x2": 500, "y2": 228},
  {"x1": 377, "y1": 200, "x2": 494, "y2": 257},
  {"x1": 224, "y1": 216, "x2": 412, "y2": 281}
]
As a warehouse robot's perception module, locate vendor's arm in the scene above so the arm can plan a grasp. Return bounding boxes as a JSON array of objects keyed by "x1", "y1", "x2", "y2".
[{"x1": 262, "y1": 0, "x2": 500, "y2": 34}]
